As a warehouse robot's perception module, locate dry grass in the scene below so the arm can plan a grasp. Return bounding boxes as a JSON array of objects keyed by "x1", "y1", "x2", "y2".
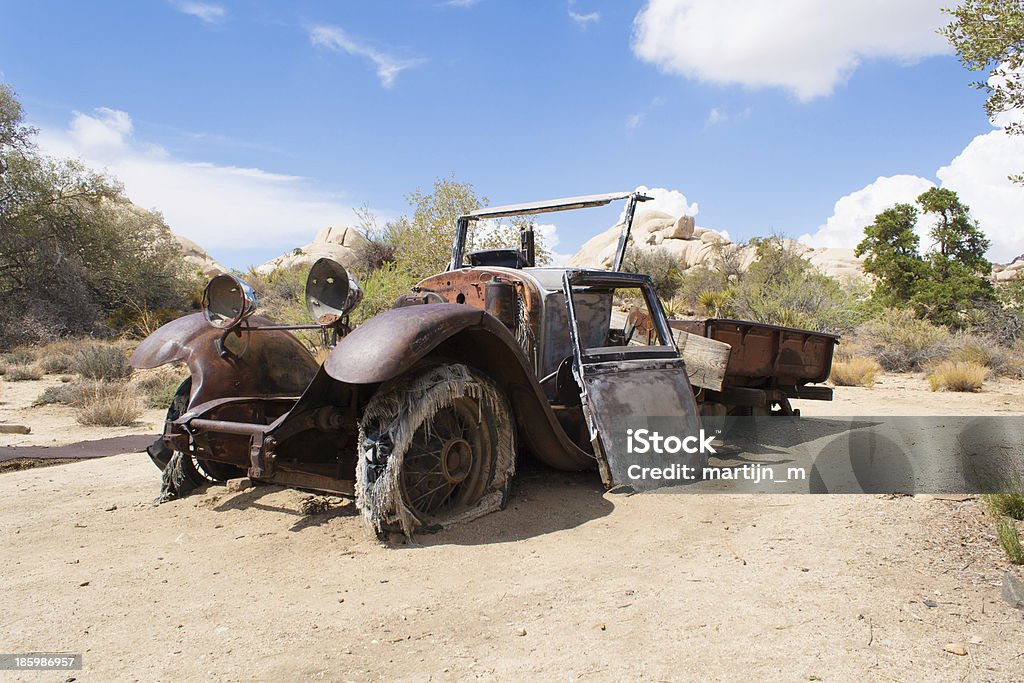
[
  {"x1": 72, "y1": 343, "x2": 133, "y2": 381},
  {"x1": 5, "y1": 363, "x2": 44, "y2": 381},
  {"x1": 858, "y1": 309, "x2": 950, "y2": 372},
  {"x1": 74, "y1": 382, "x2": 142, "y2": 427},
  {"x1": 927, "y1": 360, "x2": 987, "y2": 392},
  {"x1": 830, "y1": 356, "x2": 881, "y2": 387},
  {"x1": 983, "y1": 491, "x2": 1024, "y2": 521},
  {"x1": 997, "y1": 518, "x2": 1024, "y2": 565},
  {"x1": 134, "y1": 369, "x2": 187, "y2": 409}
]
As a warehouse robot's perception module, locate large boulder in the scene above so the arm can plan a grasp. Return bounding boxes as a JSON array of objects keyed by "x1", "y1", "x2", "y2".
[
  {"x1": 256, "y1": 226, "x2": 369, "y2": 274},
  {"x1": 173, "y1": 233, "x2": 226, "y2": 278},
  {"x1": 568, "y1": 211, "x2": 866, "y2": 281},
  {"x1": 993, "y1": 255, "x2": 1024, "y2": 282}
]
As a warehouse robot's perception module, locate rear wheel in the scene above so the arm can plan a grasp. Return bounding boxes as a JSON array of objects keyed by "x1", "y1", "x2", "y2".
[{"x1": 356, "y1": 363, "x2": 515, "y2": 539}]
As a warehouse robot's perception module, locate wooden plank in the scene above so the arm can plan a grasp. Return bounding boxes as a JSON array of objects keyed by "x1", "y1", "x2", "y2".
[{"x1": 673, "y1": 329, "x2": 730, "y2": 392}]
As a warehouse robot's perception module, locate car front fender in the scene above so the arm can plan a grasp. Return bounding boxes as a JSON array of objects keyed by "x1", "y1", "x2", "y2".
[{"x1": 130, "y1": 312, "x2": 319, "y2": 406}]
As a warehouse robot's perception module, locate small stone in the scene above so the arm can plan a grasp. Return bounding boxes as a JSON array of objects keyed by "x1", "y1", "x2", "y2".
[
  {"x1": 226, "y1": 478, "x2": 253, "y2": 493},
  {"x1": 78, "y1": 581, "x2": 90, "y2": 587},
  {"x1": 923, "y1": 599, "x2": 938, "y2": 608},
  {"x1": 104, "y1": 505, "x2": 117, "y2": 512},
  {"x1": 1003, "y1": 572, "x2": 1024, "y2": 610},
  {"x1": 597, "y1": 623, "x2": 606, "y2": 631},
  {"x1": 943, "y1": 643, "x2": 968, "y2": 656},
  {"x1": 515, "y1": 628, "x2": 527, "y2": 637},
  {"x1": 0, "y1": 424, "x2": 31, "y2": 434}
]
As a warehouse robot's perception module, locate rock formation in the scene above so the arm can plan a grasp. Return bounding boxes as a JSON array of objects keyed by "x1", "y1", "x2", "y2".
[
  {"x1": 567, "y1": 209, "x2": 866, "y2": 282},
  {"x1": 172, "y1": 233, "x2": 226, "y2": 278},
  {"x1": 256, "y1": 226, "x2": 368, "y2": 274}
]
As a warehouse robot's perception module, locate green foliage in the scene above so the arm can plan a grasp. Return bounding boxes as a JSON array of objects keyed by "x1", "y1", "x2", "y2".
[
  {"x1": 0, "y1": 84, "x2": 195, "y2": 346},
  {"x1": 942, "y1": 0, "x2": 1024, "y2": 180},
  {"x1": 856, "y1": 189, "x2": 995, "y2": 328},
  {"x1": 997, "y1": 518, "x2": 1024, "y2": 564},
  {"x1": 135, "y1": 370, "x2": 187, "y2": 409},
  {"x1": 984, "y1": 491, "x2": 1024, "y2": 521},
  {"x1": 622, "y1": 246, "x2": 682, "y2": 298},
  {"x1": 725, "y1": 237, "x2": 869, "y2": 335},
  {"x1": 72, "y1": 343, "x2": 133, "y2": 381},
  {"x1": 352, "y1": 262, "x2": 419, "y2": 325}
]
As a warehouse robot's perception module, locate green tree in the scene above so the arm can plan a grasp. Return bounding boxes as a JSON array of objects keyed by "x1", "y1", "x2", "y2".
[
  {"x1": 855, "y1": 203, "x2": 927, "y2": 306},
  {"x1": 856, "y1": 188, "x2": 995, "y2": 327},
  {"x1": 0, "y1": 84, "x2": 193, "y2": 346},
  {"x1": 942, "y1": 0, "x2": 1024, "y2": 181}
]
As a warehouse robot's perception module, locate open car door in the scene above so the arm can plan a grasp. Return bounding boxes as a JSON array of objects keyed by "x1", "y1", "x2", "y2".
[{"x1": 563, "y1": 271, "x2": 704, "y2": 489}]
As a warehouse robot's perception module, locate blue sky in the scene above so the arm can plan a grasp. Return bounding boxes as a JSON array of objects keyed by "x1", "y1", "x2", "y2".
[{"x1": 2, "y1": 0, "x2": 1021, "y2": 267}]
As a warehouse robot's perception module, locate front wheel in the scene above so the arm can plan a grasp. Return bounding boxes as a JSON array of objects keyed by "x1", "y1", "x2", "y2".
[
  {"x1": 149, "y1": 377, "x2": 244, "y2": 502},
  {"x1": 355, "y1": 363, "x2": 516, "y2": 539}
]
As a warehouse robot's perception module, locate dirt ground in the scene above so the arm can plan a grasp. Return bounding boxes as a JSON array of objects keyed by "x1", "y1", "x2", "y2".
[{"x1": 2, "y1": 374, "x2": 1023, "y2": 682}]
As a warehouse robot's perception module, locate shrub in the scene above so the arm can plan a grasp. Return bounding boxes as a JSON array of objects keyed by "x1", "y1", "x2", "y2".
[
  {"x1": 947, "y1": 333, "x2": 1008, "y2": 373},
  {"x1": 352, "y1": 263, "x2": 419, "y2": 325},
  {"x1": 928, "y1": 360, "x2": 987, "y2": 392},
  {"x1": 72, "y1": 343, "x2": 133, "y2": 381},
  {"x1": 75, "y1": 382, "x2": 142, "y2": 426},
  {"x1": 983, "y1": 491, "x2": 1024, "y2": 521},
  {"x1": 5, "y1": 363, "x2": 43, "y2": 381},
  {"x1": 830, "y1": 357, "x2": 882, "y2": 387},
  {"x1": 2, "y1": 349, "x2": 37, "y2": 365},
  {"x1": 37, "y1": 341, "x2": 79, "y2": 374},
  {"x1": 858, "y1": 309, "x2": 951, "y2": 371},
  {"x1": 622, "y1": 247, "x2": 683, "y2": 299},
  {"x1": 135, "y1": 370, "x2": 186, "y2": 409},
  {"x1": 997, "y1": 518, "x2": 1024, "y2": 565}
]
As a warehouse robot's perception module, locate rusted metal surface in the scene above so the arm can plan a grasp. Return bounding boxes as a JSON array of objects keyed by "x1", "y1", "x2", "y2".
[{"x1": 672, "y1": 318, "x2": 838, "y2": 388}]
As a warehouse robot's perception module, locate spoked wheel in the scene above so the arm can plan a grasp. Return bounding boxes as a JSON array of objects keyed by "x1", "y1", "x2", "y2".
[
  {"x1": 149, "y1": 377, "x2": 244, "y2": 501},
  {"x1": 356, "y1": 363, "x2": 515, "y2": 539},
  {"x1": 400, "y1": 396, "x2": 492, "y2": 519}
]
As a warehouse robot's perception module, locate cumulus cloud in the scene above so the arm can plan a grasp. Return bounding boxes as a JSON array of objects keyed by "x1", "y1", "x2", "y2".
[
  {"x1": 36, "y1": 108, "x2": 358, "y2": 265},
  {"x1": 705, "y1": 106, "x2": 750, "y2": 127},
  {"x1": 171, "y1": 1, "x2": 225, "y2": 24},
  {"x1": 309, "y1": 25, "x2": 424, "y2": 88},
  {"x1": 800, "y1": 127, "x2": 1024, "y2": 263},
  {"x1": 634, "y1": 185, "x2": 699, "y2": 219},
  {"x1": 631, "y1": 0, "x2": 949, "y2": 100},
  {"x1": 798, "y1": 175, "x2": 935, "y2": 249}
]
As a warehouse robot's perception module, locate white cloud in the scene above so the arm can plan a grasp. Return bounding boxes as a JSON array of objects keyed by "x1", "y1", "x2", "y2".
[
  {"x1": 936, "y1": 128, "x2": 1024, "y2": 262},
  {"x1": 800, "y1": 125, "x2": 1024, "y2": 263},
  {"x1": 36, "y1": 108, "x2": 359, "y2": 264},
  {"x1": 536, "y1": 223, "x2": 574, "y2": 266},
  {"x1": 636, "y1": 185, "x2": 698, "y2": 219},
  {"x1": 309, "y1": 25, "x2": 424, "y2": 88},
  {"x1": 705, "y1": 106, "x2": 750, "y2": 127},
  {"x1": 171, "y1": 1, "x2": 225, "y2": 25},
  {"x1": 799, "y1": 175, "x2": 935, "y2": 249},
  {"x1": 631, "y1": 0, "x2": 949, "y2": 101},
  {"x1": 568, "y1": 0, "x2": 600, "y2": 27},
  {"x1": 625, "y1": 112, "x2": 644, "y2": 129}
]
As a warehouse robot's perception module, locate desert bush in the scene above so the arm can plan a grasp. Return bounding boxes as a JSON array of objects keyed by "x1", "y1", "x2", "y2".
[
  {"x1": 858, "y1": 309, "x2": 951, "y2": 371},
  {"x1": 947, "y1": 332, "x2": 1008, "y2": 373},
  {"x1": 830, "y1": 357, "x2": 881, "y2": 387},
  {"x1": 2, "y1": 349, "x2": 37, "y2": 365},
  {"x1": 74, "y1": 382, "x2": 142, "y2": 426},
  {"x1": 5, "y1": 363, "x2": 43, "y2": 381},
  {"x1": 239, "y1": 265, "x2": 310, "y2": 323},
  {"x1": 72, "y1": 343, "x2": 133, "y2": 381},
  {"x1": 36, "y1": 340, "x2": 80, "y2": 374},
  {"x1": 33, "y1": 381, "x2": 91, "y2": 407},
  {"x1": 622, "y1": 247, "x2": 683, "y2": 299},
  {"x1": 352, "y1": 263, "x2": 419, "y2": 325},
  {"x1": 928, "y1": 360, "x2": 987, "y2": 392},
  {"x1": 997, "y1": 518, "x2": 1024, "y2": 565},
  {"x1": 135, "y1": 369, "x2": 187, "y2": 409}
]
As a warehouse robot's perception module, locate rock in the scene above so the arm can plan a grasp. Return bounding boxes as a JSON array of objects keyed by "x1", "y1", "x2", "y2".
[
  {"x1": 0, "y1": 424, "x2": 31, "y2": 434},
  {"x1": 1003, "y1": 571, "x2": 1024, "y2": 610},
  {"x1": 943, "y1": 643, "x2": 968, "y2": 656},
  {"x1": 515, "y1": 628, "x2": 527, "y2": 637},
  {"x1": 173, "y1": 234, "x2": 226, "y2": 278},
  {"x1": 257, "y1": 226, "x2": 368, "y2": 274},
  {"x1": 226, "y1": 477, "x2": 253, "y2": 493},
  {"x1": 668, "y1": 214, "x2": 695, "y2": 240}
]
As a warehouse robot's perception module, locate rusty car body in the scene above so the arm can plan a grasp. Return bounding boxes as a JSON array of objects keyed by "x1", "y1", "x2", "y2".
[{"x1": 132, "y1": 190, "x2": 837, "y2": 537}]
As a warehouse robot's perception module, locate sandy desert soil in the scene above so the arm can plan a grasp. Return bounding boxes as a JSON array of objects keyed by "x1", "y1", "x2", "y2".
[{"x1": 1, "y1": 374, "x2": 1023, "y2": 682}]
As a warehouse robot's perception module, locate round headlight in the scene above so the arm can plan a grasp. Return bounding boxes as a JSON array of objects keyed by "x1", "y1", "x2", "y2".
[
  {"x1": 202, "y1": 274, "x2": 259, "y2": 328},
  {"x1": 305, "y1": 258, "x2": 363, "y2": 325}
]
